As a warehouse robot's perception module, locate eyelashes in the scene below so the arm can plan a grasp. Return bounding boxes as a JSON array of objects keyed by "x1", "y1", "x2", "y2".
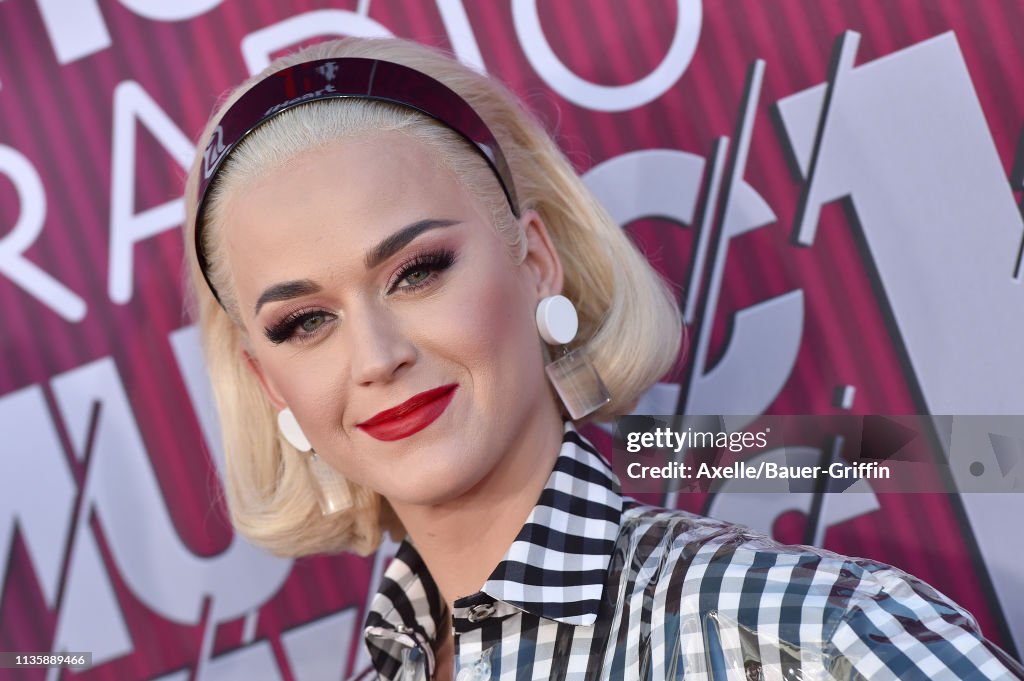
[
  {"x1": 387, "y1": 248, "x2": 456, "y2": 294},
  {"x1": 262, "y1": 247, "x2": 458, "y2": 345},
  {"x1": 264, "y1": 307, "x2": 333, "y2": 345}
]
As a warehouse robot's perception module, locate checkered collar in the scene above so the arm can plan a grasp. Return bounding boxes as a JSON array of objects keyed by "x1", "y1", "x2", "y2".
[
  {"x1": 363, "y1": 422, "x2": 623, "y2": 671},
  {"x1": 478, "y1": 422, "x2": 623, "y2": 625}
]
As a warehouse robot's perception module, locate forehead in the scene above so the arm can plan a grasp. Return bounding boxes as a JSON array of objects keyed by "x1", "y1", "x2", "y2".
[
  {"x1": 228, "y1": 130, "x2": 463, "y2": 225},
  {"x1": 220, "y1": 131, "x2": 487, "y2": 300}
]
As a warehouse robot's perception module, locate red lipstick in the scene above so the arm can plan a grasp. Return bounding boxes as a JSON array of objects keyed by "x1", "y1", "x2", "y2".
[{"x1": 357, "y1": 384, "x2": 458, "y2": 441}]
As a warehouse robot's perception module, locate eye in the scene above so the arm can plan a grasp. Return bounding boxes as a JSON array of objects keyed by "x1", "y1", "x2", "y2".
[
  {"x1": 264, "y1": 308, "x2": 337, "y2": 345},
  {"x1": 389, "y1": 248, "x2": 457, "y2": 293},
  {"x1": 400, "y1": 268, "x2": 431, "y2": 287},
  {"x1": 301, "y1": 314, "x2": 326, "y2": 334}
]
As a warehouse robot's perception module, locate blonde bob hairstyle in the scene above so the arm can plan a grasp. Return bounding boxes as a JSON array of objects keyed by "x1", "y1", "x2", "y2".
[{"x1": 183, "y1": 37, "x2": 684, "y2": 558}]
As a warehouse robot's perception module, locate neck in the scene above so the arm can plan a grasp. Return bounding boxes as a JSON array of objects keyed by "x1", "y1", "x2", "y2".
[{"x1": 389, "y1": 406, "x2": 565, "y2": 610}]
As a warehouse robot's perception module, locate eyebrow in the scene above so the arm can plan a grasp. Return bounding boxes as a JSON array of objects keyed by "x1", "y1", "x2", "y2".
[
  {"x1": 253, "y1": 218, "x2": 460, "y2": 317},
  {"x1": 363, "y1": 218, "x2": 460, "y2": 270},
  {"x1": 254, "y1": 280, "x2": 322, "y2": 316}
]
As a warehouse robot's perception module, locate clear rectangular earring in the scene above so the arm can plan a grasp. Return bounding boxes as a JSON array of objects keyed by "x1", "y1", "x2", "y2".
[
  {"x1": 307, "y1": 452, "x2": 353, "y2": 516},
  {"x1": 546, "y1": 346, "x2": 611, "y2": 420}
]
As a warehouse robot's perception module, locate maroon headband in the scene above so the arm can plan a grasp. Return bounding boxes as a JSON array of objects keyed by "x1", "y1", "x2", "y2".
[{"x1": 193, "y1": 57, "x2": 519, "y2": 306}]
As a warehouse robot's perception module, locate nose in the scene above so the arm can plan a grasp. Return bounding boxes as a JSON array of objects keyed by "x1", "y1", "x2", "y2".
[{"x1": 348, "y1": 303, "x2": 417, "y2": 386}]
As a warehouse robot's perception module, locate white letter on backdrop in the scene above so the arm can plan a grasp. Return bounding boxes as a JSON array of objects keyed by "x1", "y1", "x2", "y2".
[
  {"x1": 435, "y1": 0, "x2": 486, "y2": 73},
  {"x1": 34, "y1": 0, "x2": 223, "y2": 64},
  {"x1": 33, "y1": 0, "x2": 111, "y2": 64},
  {"x1": 118, "y1": 0, "x2": 222, "y2": 22},
  {"x1": 50, "y1": 358, "x2": 293, "y2": 628},
  {"x1": 0, "y1": 146, "x2": 87, "y2": 321},
  {"x1": 241, "y1": 9, "x2": 392, "y2": 75},
  {"x1": 511, "y1": 0, "x2": 702, "y2": 112},
  {"x1": 0, "y1": 386, "x2": 77, "y2": 609},
  {"x1": 108, "y1": 81, "x2": 194, "y2": 304}
]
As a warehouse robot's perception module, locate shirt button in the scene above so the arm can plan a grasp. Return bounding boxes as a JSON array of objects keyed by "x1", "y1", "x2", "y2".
[{"x1": 466, "y1": 603, "x2": 496, "y2": 622}]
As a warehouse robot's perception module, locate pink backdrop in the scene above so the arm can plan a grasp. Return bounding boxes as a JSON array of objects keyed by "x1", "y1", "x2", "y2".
[{"x1": 1, "y1": 1, "x2": 1022, "y2": 679}]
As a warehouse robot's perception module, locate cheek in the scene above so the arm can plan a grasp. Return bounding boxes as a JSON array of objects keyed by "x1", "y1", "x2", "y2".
[
  {"x1": 258, "y1": 352, "x2": 345, "y2": 436},
  {"x1": 434, "y1": 258, "x2": 544, "y2": 384}
]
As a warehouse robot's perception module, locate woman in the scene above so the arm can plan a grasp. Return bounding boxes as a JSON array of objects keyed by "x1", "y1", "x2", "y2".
[{"x1": 184, "y1": 37, "x2": 1024, "y2": 680}]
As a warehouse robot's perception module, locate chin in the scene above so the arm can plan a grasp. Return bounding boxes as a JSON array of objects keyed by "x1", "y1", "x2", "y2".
[
  {"x1": 380, "y1": 461, "x2": 491, "y2": 507},
  {"x1": 362, "y1": 432, "x2": 493, "y2": 505}
]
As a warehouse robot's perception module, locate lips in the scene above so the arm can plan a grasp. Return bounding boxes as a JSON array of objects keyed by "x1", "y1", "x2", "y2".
[{"x1": 357, "y1": 384, "x2": 458, "y2": 442}]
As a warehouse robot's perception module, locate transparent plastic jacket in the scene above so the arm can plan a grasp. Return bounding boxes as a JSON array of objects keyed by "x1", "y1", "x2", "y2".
[{"x1": 353, "y1": 425, "x2": 1024, "y2": 680}]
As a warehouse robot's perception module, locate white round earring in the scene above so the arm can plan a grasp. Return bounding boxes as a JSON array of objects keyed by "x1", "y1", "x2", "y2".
[
  {"x1": 535, "y1": 295, "x2": 611, "y2": 420},
  {"x1": 277, "y1": 407, "x2": 312, "y2": 452},
  {"x1": 276, "y1": 408, "x2": 352, "y2": 515},
  {"x1": 536, "y1": 294, "x2": 578, "y2": 345}
]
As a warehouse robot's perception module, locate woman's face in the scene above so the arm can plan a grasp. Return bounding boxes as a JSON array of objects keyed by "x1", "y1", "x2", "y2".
[{"x1": 220, "y1": 130, "x2": 563, "y2": 506}]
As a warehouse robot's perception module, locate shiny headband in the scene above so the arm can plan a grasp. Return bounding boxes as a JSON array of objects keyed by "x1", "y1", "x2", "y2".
[{"x1": 193, "y1": 57, "x2": 519, "y2": 306}]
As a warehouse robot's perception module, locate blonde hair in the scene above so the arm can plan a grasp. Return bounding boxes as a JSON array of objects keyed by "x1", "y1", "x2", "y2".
[{"x1": 183, "y1": 37, "x2": 683, "y2": 558}]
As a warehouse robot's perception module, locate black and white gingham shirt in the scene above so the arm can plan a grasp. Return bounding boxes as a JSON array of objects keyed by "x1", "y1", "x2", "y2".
[{"x1": 357, "y1": 422, "x2": 1024, "y2": 680}]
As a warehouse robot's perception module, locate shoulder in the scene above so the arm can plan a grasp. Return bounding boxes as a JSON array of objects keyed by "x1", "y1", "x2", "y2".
[
  {"x1": 617, "y1": 499, "x2": 953, "y2": 609},
  {"x1": 614, "y1": 500, "x2": 883, "y2": 622},
  {"x1": 610, "y1": 501, "x2": 1024, "y2": 680}
]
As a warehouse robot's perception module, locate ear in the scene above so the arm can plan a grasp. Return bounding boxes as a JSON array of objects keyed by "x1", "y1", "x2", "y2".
[
  {"x1": 242, "y1": 350, "x2": 288, "y2": 411},
  {"x1": 518, "y1": 209, "x2": 564, "y2": 299}
]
